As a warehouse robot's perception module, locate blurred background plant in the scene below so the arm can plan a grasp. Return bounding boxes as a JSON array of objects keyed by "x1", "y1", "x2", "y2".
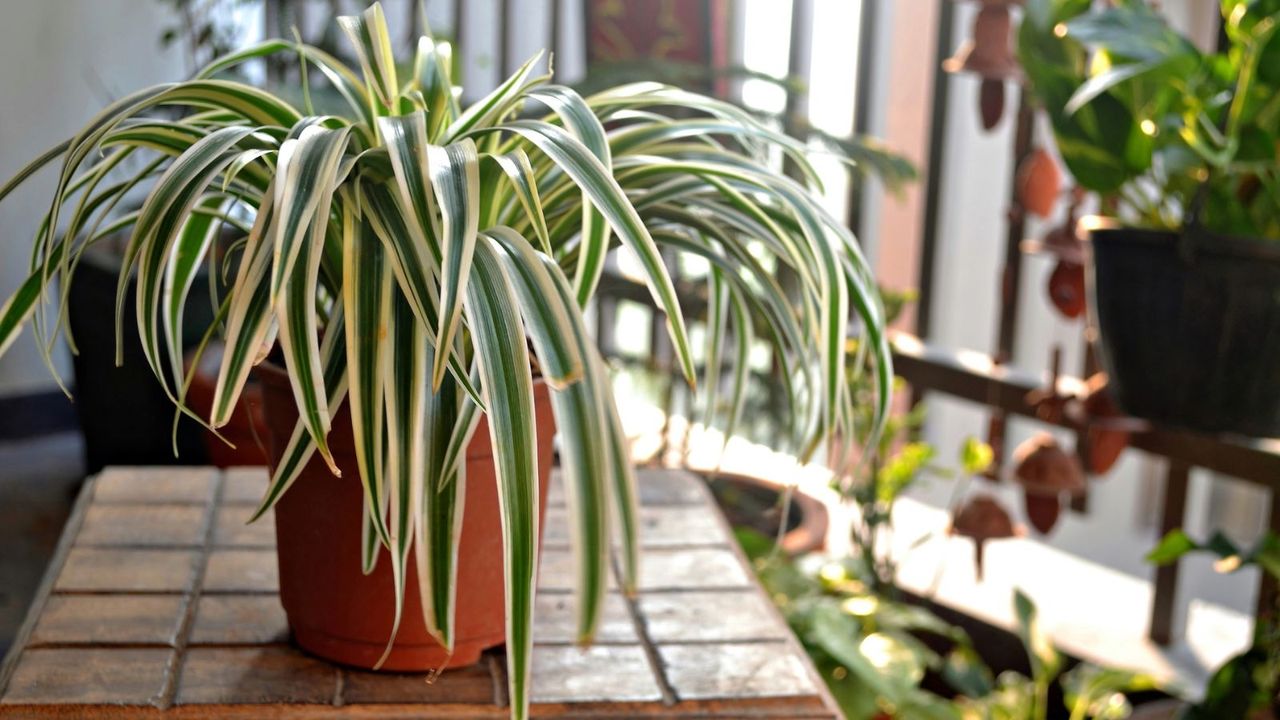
[
  {"x1": 740, "y1": 527, "x2": 1157, "y2": 720},
  {"x1": 1018, "y1": 0, "x2": 1280, "y2": 238},
  {"x1": 1147, "y1": 530, "x2": 1280, "y2": 719}
]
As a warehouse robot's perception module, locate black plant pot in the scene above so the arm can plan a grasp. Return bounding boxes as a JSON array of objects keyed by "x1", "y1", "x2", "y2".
[
  {"x1": 1086, "y1": 222, "x2": 1280, "y2": 437},
  {"x1": 66, "y1": 245, "x2": 213, "y2": 473}
]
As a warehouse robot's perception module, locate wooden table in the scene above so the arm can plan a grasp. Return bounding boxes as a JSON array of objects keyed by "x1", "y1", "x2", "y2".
[{"x1": 0, "y1": 466, "x2": 839, "y2": 718}]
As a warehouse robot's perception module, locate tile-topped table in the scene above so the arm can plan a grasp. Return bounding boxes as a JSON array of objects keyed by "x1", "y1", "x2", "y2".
[{"x1": 0, "y1": 466, "x2": 839, "y2": 718}]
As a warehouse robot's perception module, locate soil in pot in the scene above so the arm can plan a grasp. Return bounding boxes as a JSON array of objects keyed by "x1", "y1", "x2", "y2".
[
  {"x1": 257, "y1": 362, "x2": 556, "y2": 671},
  {"x1": 1087, "y1": 223, "x2": 1280, "y2": 437}
]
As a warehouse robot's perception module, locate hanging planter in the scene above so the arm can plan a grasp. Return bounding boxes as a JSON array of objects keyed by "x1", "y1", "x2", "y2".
[
  {"x1": 944, "y1": 2, "x2": 1022, "y2": 132},
  {"x1": 1086, "y1": 222, "x2": 1280, "y2": 436},
  {"x1": 950, "y1": 493, "x2": 1018, "y2": 579},
  {"x1": 1081, "y1": 373, "x2": 1130, "y2": 475},
  {"x1": 1019, "y1": 2, "x2": 1280, "y2": 437},
  {"x1": 1012, "y1": 432, "x2": 1084, "y2": 534},
  {"x1": 1016, "y1": 147, "x2": 1061, "y2": 219},
  {"x1": 1046, "y1": 258, "x2": 1085, "y2": 319}
]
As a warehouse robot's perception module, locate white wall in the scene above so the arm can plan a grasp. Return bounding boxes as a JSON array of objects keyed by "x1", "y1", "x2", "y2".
[
  {"x1": 0, "y1": 1, "x2": 185, "y2": 397},
  {"x1": 0, "y1": 0, "x2": 586, "y2": 401}
]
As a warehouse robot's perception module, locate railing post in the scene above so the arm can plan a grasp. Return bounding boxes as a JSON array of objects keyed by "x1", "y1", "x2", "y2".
[
  {"x1": 1257, "y1": 486, "x2": 1280, "y2": 631},
  {"x1": 1149, "y1": 459, "x2": 1190, "y2": 645}
]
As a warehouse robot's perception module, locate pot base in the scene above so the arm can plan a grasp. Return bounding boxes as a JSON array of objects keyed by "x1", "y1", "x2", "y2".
[{"x1": 290, "y1": 621, "x2": 499, "y2": 671}]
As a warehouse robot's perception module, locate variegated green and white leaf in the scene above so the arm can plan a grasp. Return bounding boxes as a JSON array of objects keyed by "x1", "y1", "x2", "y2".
[
  {"x1": 375, "y1": 289, "x2": 427, "y2": 668},
  {"x1": 414, "y1": 348, "x2": 466, "y2": 649},
  {"x1": 338, "y1": 3, "x2": 399, "y2": 112},
  {"x1": 250, "y1": 306, "x2": 348, "y2": 521},
  {"x1": 484, "y1": 227, "x2": 612, "y2": 642},
  {"x1": 476, "y1": 120, "x2": 696, "y2": 387},
  {"x1": 211, "y1": 182, "x2": 279, "y2": 428},
  {"x1": 426, "y1": 139, "x2": 480, "y2": 389},
  {"x1": 462, "y1": 239, "x2": 539, "y2": 720},
  {"x1": 343, "y1": 200, "x2": 394, "y2": 547}
]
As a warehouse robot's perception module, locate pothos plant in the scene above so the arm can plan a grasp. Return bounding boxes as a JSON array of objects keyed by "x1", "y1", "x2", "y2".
[
  {"x1": 1018, "y1": 0, "x2": 1280, "y2": 238},
  {"x1": 0, "y1": 4, "x2": 892, "y2": 718},
  {"x1": 1148, "y1": 529, "x2": 1280, "y2": 718}
]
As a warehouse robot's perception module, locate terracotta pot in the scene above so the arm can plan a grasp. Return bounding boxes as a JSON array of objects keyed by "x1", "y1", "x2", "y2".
[
  {"x1": 1017, "y1": 148, "x2": 1062, "y2": 219},
  {"x1": 978, "y1": 78, "x2": 1006, "y2": 131},
  {"x1": 1082, "y1": 373, "x2": 1129, "y2": 475},
  {"x1": 1047, "y1": 259, "x2": 1086, "y2": 319},
  {"x1": 257, "y1": 361, "x2": 556, "y2": 671},
  {"x1": 702, "y1": 471, "x2": 828, "y2": 556},
  {"x1": 185, "y1": 341, "x2": 270, "y2": 467},
  {"x1": 950, "y1": 494, "x2": 1017, "y2": 579},
  {"x1": 1023, "y1": 490, "x2": 1061, "y2": 535}
]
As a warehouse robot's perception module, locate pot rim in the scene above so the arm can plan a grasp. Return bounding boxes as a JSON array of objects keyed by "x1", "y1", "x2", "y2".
[
  {"x1": 1079, "y1": 215, "x2": 1280, "y2": 263},
  {"x1": 701, "y1": 470, "x2": 829, "y2": 555},
  {"x1": 254, "y1": 358, "x2": 553, "y2": 465},
  {"x1": 256, "y1": 356, "x2": 550, "y2": 386}
]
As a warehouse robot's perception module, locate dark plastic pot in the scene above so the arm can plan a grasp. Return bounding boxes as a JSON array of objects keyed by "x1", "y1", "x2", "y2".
[
  {"x1": 66, "y1": 245, "x2": 212, "y2": 472},
  {"x1": 257, "y1": 361, "x2": 556, "y2": 671},
  {"x1": 1086, "y1": 221, "x2": 1280, "y2": 437}
]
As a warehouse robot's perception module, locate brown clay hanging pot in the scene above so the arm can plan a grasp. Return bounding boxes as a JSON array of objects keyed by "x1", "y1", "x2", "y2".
[
  {"x1": 1017, "y1": 148, "x2": 1062, "y2": 219},
  {"x1": 1013, "y1": 433, "x2": 1084, "y2": 535},
  {"x1": 979, "y1": 79, "x2": 1006, "y2": 131},
  {"x1": 1013, "y1": 432, "x2": 1085, "y2": 497},
  {"x1": 1047, "y1": 259, "x2": 1086, "y2": 318},
  {"x1": 1023, "y1": 492, "x2": 1061, "y2": 535},
  {"x1": 1042, "y1": 215, "x2": 1085, "y2": 265},
  {"x1": 950, "y1": 494, "x2": 1017, "y2": 579},
  {"x1": 943, "y1": 4, "x2": 1021, "y2": 131},
  {"x1": 944, "y1": 5, "x2": 1019, "y2": 79},
  {"x1": 1083, "y1": 373, "x2": 1131, "y2": 475}
]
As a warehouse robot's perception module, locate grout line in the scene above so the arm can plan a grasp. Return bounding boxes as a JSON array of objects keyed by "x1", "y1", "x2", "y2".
[
  {"x1": 630, "y1": 585, "x2": 754, "y2": 593},
  {"x1": 93, "y1": 500, "x2": 214, "y2": 507},
  {"x1": 47, "y1": 589, "x2": 190, "y2": 597},
  {"x1": 486, "y1": 651, "x2": 509, "y2": 708},
  {"x1": 24, "y1": 641, "x2": 180, "y2": 651},
  {"x1": 648, "y1": 638, "x2": 793, "y2": 647},
  {"x1": 74, "y1": 542, "x2": 278, "y2": 551},
  {"x1": 154, "y1": 468, "x2": 225, "y2": 710},
  {"x1": 610, "y1": 552, "x2": 678, "y2": 707},
  {"x1": 73, "y1": 542, "x2": 211, "y2": 551},
  {"x1": 332, "y1": 667, "x2": 346, "y2": 707},
  {"x1": 50, "y1": 588, "x2": 280, "y2": 597}
]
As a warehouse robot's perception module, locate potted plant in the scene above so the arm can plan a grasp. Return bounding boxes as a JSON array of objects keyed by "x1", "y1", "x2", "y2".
[
  {"x1": 0, "y1": 4, "x2": 892, "y2": 718},
  {"x1": 1018, "y1": 0, "x2": 1280, "y2": 437}
]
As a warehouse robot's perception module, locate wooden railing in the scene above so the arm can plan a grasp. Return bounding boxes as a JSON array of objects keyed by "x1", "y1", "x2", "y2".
[{"x1": 444, "y1": 0, "x2": 1278, "y2": 647}]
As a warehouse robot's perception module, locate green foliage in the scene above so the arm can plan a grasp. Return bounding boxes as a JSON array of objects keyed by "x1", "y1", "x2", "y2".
[
  {"x1": 1019, "y1": 0, "x2": 1280, "y2": 238},
  {"x1": 741, "y1": 531, "x2": 1157, "y2": 720},
  {"x1": 1146, "y1": 529, "x2": 1280, "y2": 718},
  {"x1": 1147, "y1": 529, "x2": 1280, "y2": 579},
  {"x1": 955, "y1": 591, "x2": 1155, "y2": 720},
  {"x1": 744, "y1": 541, "x2": 969, "y2": 720},
  {"x1": 0, "y1": 5, "x2": 895, "y2": 719},
  {"x1": 960, "y1": 436, "x2": 995, "y2": 476}
]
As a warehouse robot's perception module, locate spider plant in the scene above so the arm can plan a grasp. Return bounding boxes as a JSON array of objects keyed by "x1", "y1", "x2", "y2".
[{"x1": 0, "y1": 4, "x2": 891, "y2": 717}]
